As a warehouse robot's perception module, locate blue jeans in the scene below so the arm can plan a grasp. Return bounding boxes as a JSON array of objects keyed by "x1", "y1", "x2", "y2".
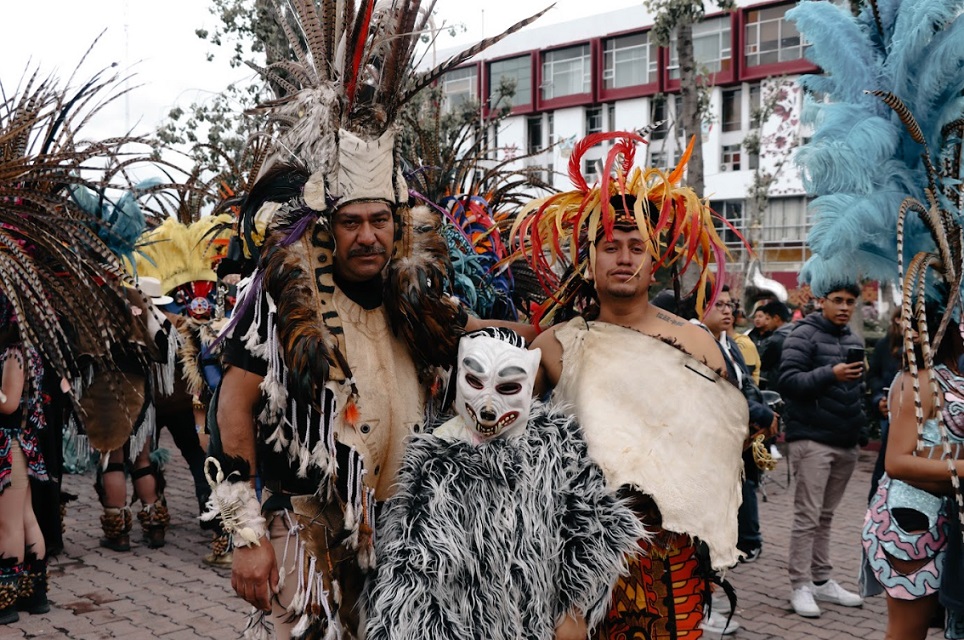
[{"x1": 737, "y1": 476, "x2": 762, "y2": 552}]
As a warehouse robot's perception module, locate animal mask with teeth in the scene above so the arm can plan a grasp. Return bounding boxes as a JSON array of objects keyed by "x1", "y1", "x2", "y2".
[{"x1": 454, "y1": 332, "x2": 540, "y2": 444}]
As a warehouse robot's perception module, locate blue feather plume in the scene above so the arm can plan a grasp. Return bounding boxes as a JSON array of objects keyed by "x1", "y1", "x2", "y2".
[{"x1": 787, "y1": 0, "x2": 964, "y2": 296}]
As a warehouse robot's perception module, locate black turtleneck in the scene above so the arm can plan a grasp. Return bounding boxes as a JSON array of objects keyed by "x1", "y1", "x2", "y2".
[{"x1": 334, "y1": 269, "x2": 383, "y2": 310}]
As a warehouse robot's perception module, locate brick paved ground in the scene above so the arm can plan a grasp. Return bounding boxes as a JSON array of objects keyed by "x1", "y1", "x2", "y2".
[{"x1": 0, "y1": 437, "x2": 946, "y2": 639}]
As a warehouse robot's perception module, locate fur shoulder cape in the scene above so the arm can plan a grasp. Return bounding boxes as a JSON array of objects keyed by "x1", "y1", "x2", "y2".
[{"x1": 365, "y1": 402, "x2": 646, "y2": 640}]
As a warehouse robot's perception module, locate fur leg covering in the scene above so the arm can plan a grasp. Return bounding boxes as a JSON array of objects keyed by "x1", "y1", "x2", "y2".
[
  {"x1": 137, "y1": 499, "x2": 170, "y2": 549},
  {"x1": 99, "y1": 507, "x2": 133, "y2": 552}
]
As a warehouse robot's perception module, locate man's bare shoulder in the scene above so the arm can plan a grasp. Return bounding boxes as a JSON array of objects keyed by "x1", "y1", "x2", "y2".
[
  {"x1": 640, "y1": 308, "x2": 726, "y2": 372},
  {"x1": 683, "y1": 325, "x2": 727, "y2": 372},
  {"x1": 530, "y1": 324, "x2": 563, "y2": 351},
  {"x1": 530, "y1": 324, "x2": 566, "y2": 393}
]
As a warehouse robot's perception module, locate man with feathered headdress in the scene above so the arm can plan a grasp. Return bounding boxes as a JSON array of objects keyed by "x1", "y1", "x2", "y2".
[
  {"x1": 204, "y1": 2, "x2": 548, "y2": 638},
  {"x1": 512, "y1": 131, "x2": 749, "y2": 639},
  {"x1": 134, "y1": 215, "x2": 235, "y2": 561}
]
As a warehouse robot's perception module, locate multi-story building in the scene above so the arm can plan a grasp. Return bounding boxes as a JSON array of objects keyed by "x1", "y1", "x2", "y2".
[{"x1": 430, "y1": 0, "x2": 843, "y2": 295}]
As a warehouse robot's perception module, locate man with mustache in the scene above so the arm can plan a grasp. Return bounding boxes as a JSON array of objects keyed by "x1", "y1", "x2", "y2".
[{"x1": 202, "y1": 1, "x2": 548, "y2": 636}]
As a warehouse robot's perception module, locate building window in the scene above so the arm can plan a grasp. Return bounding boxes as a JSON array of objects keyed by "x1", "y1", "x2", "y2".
[
  {"x1": 586, "y1": 106, "x2": 604, "y2": 135},
  {"x1": 747, "y1": 144, "x2": 759, "y2": 171},
  {"x1": 668, "y1": 16, "x2": 732, "y2": 80},
  {"x1": 721, "y1": 144, "x2": 741, "y2": 171},
  {"x1": 542, "y1": 45, "x2": 591, "y2": 100},
  {"x1": 745, "y1": 3, "x2": 808, "y2": 67},
  {"x1": 583, "y1": 158, "x2": 599, "y2": 184},
  {"x1": 603, "y1": 31, "x2": 657, "y2": 89},
  {"x1": 489, "y1": 55, "x2": 531, "y2": 108},
  {"x1": 547, "y1": 112, "x2": 555, "y2": 145},
  {"x1": 722, "y1": 87, "x2": 742, "y2": 132},
  {"x1": 710, "y1": 200, "x2": 745, "y2": 248},
  {"x1": 650, "y1": 149, "x2": 669, "y2": 168},
  {"x1": 442, "y1": 66, "x2": 477, "y2": 112},
  {"x1": 762, "y1": 196, "x2": 810, "y2": 245},
  {"x1": 749, "y1": 82, "x2": 763, "y2": 120},
  {"x1": 527, "y1": 116, "x2": 543, "y2": 155},
  {"x1": 607, "y1": 103, "x2": 616, "y2": 130},
  {"x1": 674, "y1": 94, "x2": 686, "y2": 139},
  {"x1": 651, "y1": 98, "x2": 668, "y2": 140}
]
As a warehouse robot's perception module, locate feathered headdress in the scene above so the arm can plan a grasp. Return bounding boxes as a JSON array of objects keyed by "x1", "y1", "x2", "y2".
[
  {"x1": 229, "y1": 0, "x2": 551, "y2": 403},
  {"x1": 508, "y1": 131, "x2": 729, "y2": 329},
  {"x1": 133, "y1": 215, "x2": 234, "y2": 294},
  {"x1": 0, "y1": 55, "x2": 177, "y2": 462},
  {"x1": 401, "y1": 83, "x2": 556, "y2": 322},
  {"x1": 789, "y1": 0, "x2": 964, "y2": 538},
  {"x1": 788, "y1": 0, "x2": 964, "y2": 299},
  {"x1": 247, "y1": 0, "x2": 551, "y2": 214}
]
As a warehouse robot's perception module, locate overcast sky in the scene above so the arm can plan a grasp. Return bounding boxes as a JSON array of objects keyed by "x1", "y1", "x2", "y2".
[{"x1": 1, "y1": 1, "x2": 641, "y2": 165}]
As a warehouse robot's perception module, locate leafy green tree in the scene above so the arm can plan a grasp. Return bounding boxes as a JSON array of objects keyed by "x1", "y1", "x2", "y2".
[
  {"x1": 644, "y1": 0, "x2": 735, "y2": 198},
  {"x1": 153, "y1": 0, "x2": 284, "y2": 188}
]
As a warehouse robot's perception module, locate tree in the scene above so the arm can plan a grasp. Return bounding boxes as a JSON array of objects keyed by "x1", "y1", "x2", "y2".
[
  {"x1": 742, "y1": 78, "x2": 802, "y2": 266},
  {"x1": 153, "y1": 0, "x2": 285, "y2": 186},
  {"x1": 644, "y1": 0, "x2": 736, "y2": 198}
]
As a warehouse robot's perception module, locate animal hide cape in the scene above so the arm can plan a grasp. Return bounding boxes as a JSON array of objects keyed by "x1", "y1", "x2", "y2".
[{"x1": 365, "y1": 402, "x2": 646, "y2": 640}]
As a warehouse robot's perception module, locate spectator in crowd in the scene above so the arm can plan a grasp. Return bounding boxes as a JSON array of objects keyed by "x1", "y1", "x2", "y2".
[
  {"x1": 779, "y1": 281, "x2": 867, "y2": 618},
  {"x1": 746, "y1": 305, "x2": 771, "y2": 347},
  {"x1": 730, "y1": 306, "x2": 762, "y2": 385},
  {"x1": 670, "y1": 284, "x2": 779, "y2": 635},
  {"x1": 757, "y1": 301, "x2": 794, "y2": 390}
]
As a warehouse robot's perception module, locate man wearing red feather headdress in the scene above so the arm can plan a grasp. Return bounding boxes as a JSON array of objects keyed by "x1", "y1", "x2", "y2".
[{"x1": 517, "y1": 132, "x2": 749, "y2": 639}]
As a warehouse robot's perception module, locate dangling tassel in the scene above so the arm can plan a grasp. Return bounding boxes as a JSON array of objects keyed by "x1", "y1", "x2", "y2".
[
  {"x1": 343, "y1": 395, "x2": 360, "y2": 428},
  {"x1": 154, "y1": 326, "x2": 179, "y2": 396},
  {"x1": 241, "y1": 609, "x2": 272, "y2": 640}
]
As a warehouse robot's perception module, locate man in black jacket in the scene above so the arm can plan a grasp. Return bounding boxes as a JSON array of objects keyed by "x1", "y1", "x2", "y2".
[
  {"x1": 778, "y1": 282, "x2": 866, "y2": 618},
  {"x1": 757, "y1": 300, "x2": 793, "y2": 390}
]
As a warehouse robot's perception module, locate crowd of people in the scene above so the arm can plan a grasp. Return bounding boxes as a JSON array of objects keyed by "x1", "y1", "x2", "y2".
[{"x1": 2, "y1": 1, "x2": 964, "y2": 639}]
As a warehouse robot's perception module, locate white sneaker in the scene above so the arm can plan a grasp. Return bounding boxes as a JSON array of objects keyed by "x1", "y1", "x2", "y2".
[
  {"x1": 790, "y1": 585, "x2": 821, "y2": 618},
  {"x1": 701, "y1": 607, "x2": 740, "y2": 635},
  {"x1": 811, "y1": 579, "x2": 863, "y2": 607},
  {"x1": 770, "y1": 444, "x2": 783, "y2": 460}
]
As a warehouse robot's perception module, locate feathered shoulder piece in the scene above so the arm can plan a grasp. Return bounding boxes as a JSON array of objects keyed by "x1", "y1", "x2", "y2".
[
  {"x1": 384, "y1": 205, "x2": 464, "y2": 381},
  {"x1": 508, "y1": 131, "x2": 728, "y2": 328}
]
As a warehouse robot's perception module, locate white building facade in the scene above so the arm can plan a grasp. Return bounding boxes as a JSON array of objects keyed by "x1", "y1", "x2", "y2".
[{"x1": 433, "y1": 0, "x2": 839, "y2": 295}]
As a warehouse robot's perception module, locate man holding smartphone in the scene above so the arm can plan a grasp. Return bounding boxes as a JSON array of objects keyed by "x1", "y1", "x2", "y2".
[{"x1": 777, "y1": 282, "x2": 868, "y2": 618}]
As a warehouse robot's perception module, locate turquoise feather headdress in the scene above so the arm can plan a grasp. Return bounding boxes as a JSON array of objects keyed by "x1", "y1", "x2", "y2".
[{"x1": 788, "y1": 0, "x2": 964, "y2": 299}]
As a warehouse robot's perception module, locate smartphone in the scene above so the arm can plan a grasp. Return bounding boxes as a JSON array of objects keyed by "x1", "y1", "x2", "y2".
[{"x1": 846, "y1": 347, "x2": 865, "y2": 365}]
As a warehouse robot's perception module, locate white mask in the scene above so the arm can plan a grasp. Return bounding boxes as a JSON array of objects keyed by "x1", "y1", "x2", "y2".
[{"x1": 454, "y1": 334, "x2": 541, "y2": 443}]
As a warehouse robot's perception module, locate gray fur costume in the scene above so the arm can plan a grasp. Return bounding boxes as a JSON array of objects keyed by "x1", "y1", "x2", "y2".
[{"x1": 366, "y1": 402, "x2": 645, "y2": 640}]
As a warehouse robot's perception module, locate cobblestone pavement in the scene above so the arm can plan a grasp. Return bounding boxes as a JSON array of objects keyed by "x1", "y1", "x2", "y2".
[{"x1": 0, "y1": 437, "x2": 945, "y2": 639}]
